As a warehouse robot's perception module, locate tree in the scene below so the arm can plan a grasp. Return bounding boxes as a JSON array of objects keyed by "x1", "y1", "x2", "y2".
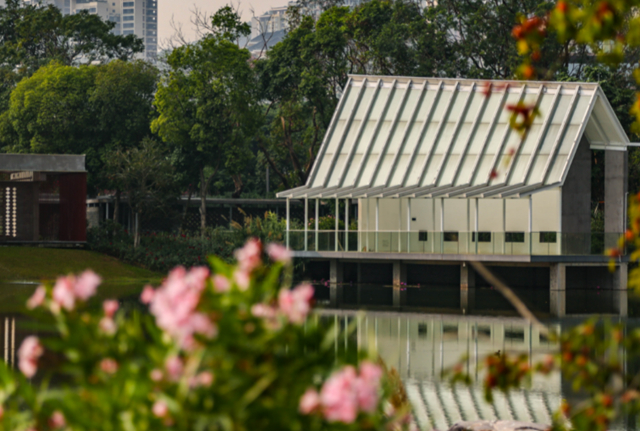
[
  {"x1": 104, "y1": 139, "x2": 178, "y2": 247},
  {"x1": 0, "y1": 0, "x2": 143, "y2": 111},
  {"x1": 0, "y1": 60, "x2": 159, "y2": 195},
  {"x1": 152, "y1": 8, "x2": 259, "y2": 235}
]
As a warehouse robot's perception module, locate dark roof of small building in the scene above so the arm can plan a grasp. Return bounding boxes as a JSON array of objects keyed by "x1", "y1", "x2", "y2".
[{"x1": 0, "y1": 154, "x2": 86, "y2": 173}]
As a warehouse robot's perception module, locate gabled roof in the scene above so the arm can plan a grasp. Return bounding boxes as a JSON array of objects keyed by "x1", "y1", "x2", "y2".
[{"x1": 278, "y1": 75, "x2": 631, "y2": 199}]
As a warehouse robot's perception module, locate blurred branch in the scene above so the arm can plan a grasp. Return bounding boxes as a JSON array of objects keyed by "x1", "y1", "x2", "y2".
[{"x1": 470, "y1": 261, "x2": 549, "y2": 336}]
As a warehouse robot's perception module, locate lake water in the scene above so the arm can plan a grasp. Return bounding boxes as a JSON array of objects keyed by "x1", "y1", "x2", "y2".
[{"x1": 0, "y1": 281, "x2": 636, "y2": 430}]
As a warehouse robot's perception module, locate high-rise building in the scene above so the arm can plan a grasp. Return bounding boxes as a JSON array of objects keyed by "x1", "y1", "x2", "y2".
[{"x1": 6, "y1": 0, "x2": 157, "y2": 61}]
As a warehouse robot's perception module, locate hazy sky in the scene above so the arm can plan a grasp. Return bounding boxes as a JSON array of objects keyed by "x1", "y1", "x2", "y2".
[{"x1": 159, "y1": 0, "x2": 284, "y2": 44}]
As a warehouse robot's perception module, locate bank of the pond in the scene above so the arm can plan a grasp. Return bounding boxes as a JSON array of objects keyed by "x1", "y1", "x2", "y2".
[{"x1": 0, "y1": 246, "x2": 161, "y2": 283}]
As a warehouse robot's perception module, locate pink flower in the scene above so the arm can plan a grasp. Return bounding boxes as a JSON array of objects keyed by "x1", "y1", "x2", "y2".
[
  {"x1": 52, "y1": 276, "x2": 76, "y2": 311},
  {"x1": 299, "y1": 388, "x2": 321, "y2": 414},
  {"x1": 233, "y1": 270, "x2": 250, "y2": 291},
  {"x1": 320, "y1": 366, "x2": 359, "y2": 423},
  {"x1": 267, "y1": 243, "x2": 291, "y2": 264},
  {"x1": 49, "y1": 411, "x2": 66, "y2": 429},
  {"x1": 27, "y1": 286, "x2": 46, "y2": 309},
  {"x1": 0, "y1": 404, "x2": 3, "y2": 419},
  {"x1": 212, "y1": 274, "x2": 230, "y2": 293},
  {"x1": 234, "y1": 238, "x2": 262, "y2": 272},
  {"x1": 103, "y1": 300, "x2": 119, "y2": 318},
  {"x1": 152, "y1": 400, "x2": 169, "y2": 418},
  {"x1": 196, "y1": 371, "x2": 214, "y2": 387},
  {"x1": 165, "y1": 356, "x2": 183, "y2": 382},
  {"x1": 140, "y1": 286, "x2": 155, "y2": 304},
  {"x1": 100, "y1": 358, "x2": 118, "y2": 374},
  {"x1": 99, "y1": 317, "x2": 117, "y2": 335},
  {"x1": 278, "y1": 284, "x2": 314, "y2": 324},
  {"x1": 355, "y1": 368, "x2": 382, "y2": 413},
  {"x1": 148, "y1": 267, "x2": 217, "y2": 349},
  {"x1": 18, "y1": 336, "x2": 43, "y2": 378},
  {"x1": 150, "y1": 368, "x2": 164, "y2": 382},
  {"x1": 74, "y1": 270, "x2": 101, "y2": 300}
]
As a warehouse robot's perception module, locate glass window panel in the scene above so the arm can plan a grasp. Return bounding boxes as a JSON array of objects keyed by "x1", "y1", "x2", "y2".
[
  {"x1": 389, "y1": 155, "x2": 410, "y2": 186},
  {"x1": 353, "y1": 86, "x2": 376, "y2": 121},
  {"x1": 511, "y1": 154, "x2": 530, "y2": 184},
  {"x1": 451, "y1": 122, "x2": 473, "y2": 154},
  {"x1": 435, "y1": 121, "x2": 456, "y2": 154},
  {"x1": 337, "y1": 85, "x2": 357, "y2": 120},
  {"x1": 456, "y1": 156, "x2": 477, "y2": 185},
  {"x1": 310, "y1": 155, "x2": 333, "y2": 187},
  {"x1": 420, "y1": 154, "x2": 441, "y2": 186},
  {"x1": 484, "y1": 123, "x2": 511, "y2": 155},
  {"x1": 324, "y1": 120, "x2": 347, "y2": 153},
  {"x1": 491, "y1": 155, "x2": 511, "y2": 184},
  {"x1": 551, "y1": 95, "x2": 571, "y2": 124},
  {"x1": 417, "y1": 121, "x2": 440, "y2": 155},
  {"x1": 415, "y1": 87, "x2": 441, "y2": 120},
  {"x1": 447, "y1": 92, "x2": 466, "y2": 118},
  {"x1": 558, "y1": 125, "x2": 580, "y2": 155},
  {"x1": 569, "y1": 98, "x2": 589, "y2": 124},
  {"x1": 517, "y1": 123, "x2": 542, "y2": 155},
  {"x1": 385, "y1": 88, "x2": 406, "y2": 119},
  {"x1": 357, "y1": 154, "x2": 378, "y2": 186},
  {"x1": 472, "y1": 156, "x2": 493, "y2": 186},
  {"x1": 439, "y1": 154, "x2": 460, "y2": 185},
  {"x1": 369, "y1": 88, "x2": 391, "y2": 120},
  {"x1": 534, "y1": 93, "x2": 555, "y2": 124},
  {"x1": 327, "y1": 155, "x2": 348, "y2": 187},
  {"x1": 530, "y1": 155, "x2": 547, "y2": 184},
  {"x1": 399, "y1": 88, "x2": 421, "y2": 121},
  {"x1": 480, "y1": 92, "x2": 504, "y2": 123},
  {"x1": 371, "y1": 121, "x2": 392, "y2": 153},
  {"x1": 373, "y1": 155, "x2": 396, "y2": 186},
  {"x1": 400, "y1": 122, "x2": 422, "y2": 156},
  {"x1": 343, "y1": 154, "x2": 363, "y2": 186},
  {"x1": 340, "y1": 119, "x2": 361, "y2": 155},
  {"x1": 539, "y1": 124, "x2": 560, "y2": 153},
  {"x1": 546, "y1": 155, "x2": 567, "y2": 184},
  {"x1": 407, "y1": 155, "x2": 426, "y2": 185},
  {"x1": 468, "y1": 123, "x2": 490, "y2": 154}
]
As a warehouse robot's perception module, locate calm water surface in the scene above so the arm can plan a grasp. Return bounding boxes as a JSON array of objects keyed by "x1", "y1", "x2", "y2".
[{"x1": 0, "y1": 281, "x2": 637, "y2": 430}]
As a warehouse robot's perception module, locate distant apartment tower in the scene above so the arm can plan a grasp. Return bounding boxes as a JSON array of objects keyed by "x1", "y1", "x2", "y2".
[{"x1": 9, "y1": 0, "x2": 157, "y2": 61}]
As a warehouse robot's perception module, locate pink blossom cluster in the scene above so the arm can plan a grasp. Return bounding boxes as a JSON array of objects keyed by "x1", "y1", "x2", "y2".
[
  {"x1": 99, "y1": 300, "x2": 119, "y2": 335},
  {"x1": 143, "y1": 267, "x2": 216, "y2": 350},
  {"x1": 299, "y1": 361, "x2": 383, "y2": 424},
  {"x1": 18, "y1": 336, "x2": 44, "y2": 378},
  {"x1": 26, "y1": 270, "x2": 102, "y2": 312},
  {"x1": 251, "y1": 283, "x2": 314, "y2": 327},
  {"x1": 149, "y1": 356, "x2": 214, "y2": 389},
  {"x1": 232, "y1": 238, "x2": 262, "y2": 290}
]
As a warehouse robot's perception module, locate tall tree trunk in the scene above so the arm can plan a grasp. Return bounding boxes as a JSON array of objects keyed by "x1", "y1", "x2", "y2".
[
  {"x1": 200, "y1": 167, "x2": 207, "y2": 237},
  {"x1": 180, "y1": 186, "x2": 193, "y2": 234},
  {"x1": 134, "y1": 211, "x2": 140, "y2": 248},
  {"x1": 113, "y1": 190, "x2": 121, "y2": 226}
]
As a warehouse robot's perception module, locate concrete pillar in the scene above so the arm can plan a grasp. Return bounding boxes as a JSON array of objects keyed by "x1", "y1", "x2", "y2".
[
  {"x1": 393, "y1": 262, "x2": 407, "y2": 307},
  {"x1": 614, "y1": 263, "x2": 628, "y2": 316},
  {"x1": 330, "y1": 260, "x2": 343, "y2": 307},
  {"x1": 461, "y1": 263, "x2": 476, "y2": 312},
  {"x1": 605, "y1": 149, "x2": 628, "y2": 248},
  {"x1": 550, "y1": 263, "x2": 566, "y2": 317}
]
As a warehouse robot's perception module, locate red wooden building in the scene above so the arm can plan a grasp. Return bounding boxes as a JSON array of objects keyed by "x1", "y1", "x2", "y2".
[{"x1": 0, "y1": 154, "x2": 87, "y2": 243}]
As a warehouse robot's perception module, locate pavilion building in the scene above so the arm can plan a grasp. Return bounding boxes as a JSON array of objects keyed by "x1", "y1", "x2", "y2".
[{"x1": 278, "y1": 75, "x2": 634, "y2": 316}]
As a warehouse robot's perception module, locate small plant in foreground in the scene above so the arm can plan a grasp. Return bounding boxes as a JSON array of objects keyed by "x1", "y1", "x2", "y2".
[{"x1": 0, "y1": 239, "x2": 416, "y2": 431}]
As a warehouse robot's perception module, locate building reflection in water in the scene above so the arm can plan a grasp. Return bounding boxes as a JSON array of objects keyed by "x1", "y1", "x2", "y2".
[{"x1": 316, "y1": 309, "x2": 563, "y2": 430}]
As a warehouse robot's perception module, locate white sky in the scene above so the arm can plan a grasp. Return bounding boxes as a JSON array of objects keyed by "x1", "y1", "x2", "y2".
[{"x1": 160, "y1": 0, "x2": 284, "y2": 44}]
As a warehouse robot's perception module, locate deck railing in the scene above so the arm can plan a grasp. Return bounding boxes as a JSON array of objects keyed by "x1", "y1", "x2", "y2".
[{"x1": 286, "y1": 230, "x2": 625, "y2": 256}]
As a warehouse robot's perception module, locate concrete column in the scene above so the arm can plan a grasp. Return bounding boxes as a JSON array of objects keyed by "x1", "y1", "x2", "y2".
[
  {"x1": 392, "y1": 262, "x2": 407, "y2": 307},
  {"x1": 605, "y1": 149, "x2": 628, "y2": 248},
  {"x1": 550, "y1": 263, "x2": 566, "y2": 317},
  {"x1": 614, "y1": 263, "x2": 628, "y2": 316},
  {"x1": 330, "y1": 259, "x2": 343, "y2": 307},
  {"x1": 461, "y1": 263, "x2": 476, "y2": 312}
]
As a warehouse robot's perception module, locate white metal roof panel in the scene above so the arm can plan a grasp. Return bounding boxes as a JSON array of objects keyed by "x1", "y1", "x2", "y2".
[{"x1": 279, "y1": 75, "x2": 630, "y2": 199}]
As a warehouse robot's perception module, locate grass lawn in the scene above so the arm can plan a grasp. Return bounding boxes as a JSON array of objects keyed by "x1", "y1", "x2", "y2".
[
  {"x1": 0, "y1": 246, "x2": 161, "y2": 283},
  {"x1": 0, "y1": 246, "x2": 163, "y2": 314}
]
